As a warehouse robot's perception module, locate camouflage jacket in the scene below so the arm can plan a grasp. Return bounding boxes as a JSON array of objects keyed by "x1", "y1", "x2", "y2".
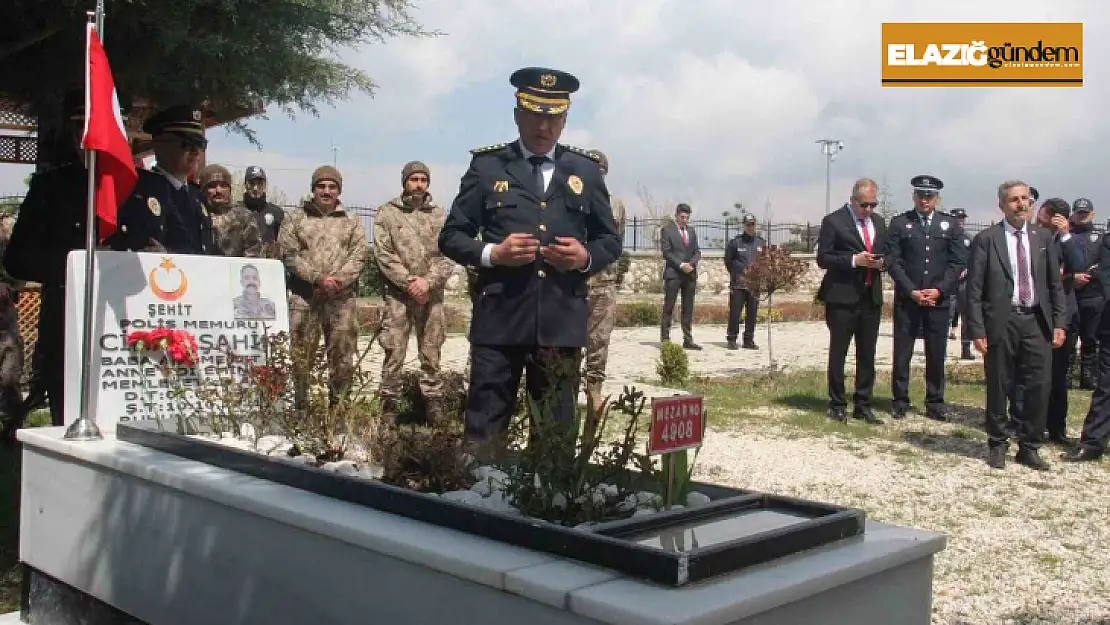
[
  {"x1": 277, "y1": 200, "x2": 370, "y2": 299},
  {"x1": 589, "y1": 196, "x2": 627, "y2": 286},
  {"x1": 209, "y1": 202, "x2": 262, "y2": 257},
  {"x1": 372, "y1": 195, "x2": 455, "y2": 293}
]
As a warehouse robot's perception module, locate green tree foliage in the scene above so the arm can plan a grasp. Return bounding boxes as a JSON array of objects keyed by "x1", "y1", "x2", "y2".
[{"x1": 0, "y1": 0, "x2": 438, "y2": 143}]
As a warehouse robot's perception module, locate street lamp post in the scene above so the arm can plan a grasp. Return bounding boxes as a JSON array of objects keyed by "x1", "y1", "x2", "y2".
[{"x1": 815, "y1": 139, "x2": 844, "y2": 216}]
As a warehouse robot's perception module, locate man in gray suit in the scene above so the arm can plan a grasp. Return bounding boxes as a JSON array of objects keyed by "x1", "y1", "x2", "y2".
[
  {"x1": 659, "y1": 203, "x2": 701, "y2": 349},
  {"x1": 966, "y1": 179, "x2": 1067, "y2": 471}
]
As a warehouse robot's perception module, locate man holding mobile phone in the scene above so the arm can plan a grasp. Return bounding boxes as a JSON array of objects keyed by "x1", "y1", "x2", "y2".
[{"x1": 816, "y1": 178, "x2": 887, "y2": 425}]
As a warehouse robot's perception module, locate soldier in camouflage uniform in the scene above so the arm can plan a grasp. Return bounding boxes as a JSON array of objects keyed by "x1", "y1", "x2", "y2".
[
  {"x1": 277, "y1": 166, "x2": 371, "y2": 404},
  {"x1": 198, "y1": 164, "x2": 261, "y2": 257},
  {"x1": 0, "y1": 213, "x2": 25, "y2": 436},
  {"x1": 372, "y1": 161, "x2": 456, "y2": 422},
  {"x1": 584, "y1": 150, "x2": 627, "y2": 409}
]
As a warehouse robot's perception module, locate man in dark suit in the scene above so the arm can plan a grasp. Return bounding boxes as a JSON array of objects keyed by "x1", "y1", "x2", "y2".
[
  {"x1": 966, "y1": 180, "x2": 1067, "y2": 470},
  {"x1": 884, "y1": 175, "x2": 966, "y2": 421},
  {"x1": 104, "y1": 105, "x2": 218, "y2": 255},
  {"x1": 659, "y1": 204, "x2": 701, "y2": 349},
  {"x1": 1069, "y1": 198, "x2": 1101, "y2": 389},
  {"x1": 438, "y1": 67, "x2": 621, "y2": 444},
  {"x1": 816, "y1": 178, "x2": 886, "y2": 425},
  {"x1": 1, "y1": 91, "x2": 99, "y2": 431},
  {"x1": 1063, "y1": 229, "x2": 1110, "y2": 463}
]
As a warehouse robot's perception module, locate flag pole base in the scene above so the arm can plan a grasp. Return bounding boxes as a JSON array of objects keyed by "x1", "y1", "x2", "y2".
[{"x1": 63, "y1": 417, "x2": 103, "y2": 442}]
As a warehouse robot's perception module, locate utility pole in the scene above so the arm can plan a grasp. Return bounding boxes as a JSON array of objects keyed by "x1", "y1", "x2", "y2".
[
  {"x1": 815, "y1": 139, "x2": 844, "y2": 216},
  {"x1": 331, "y1": 143, "x2": 339, "y2": 167}
]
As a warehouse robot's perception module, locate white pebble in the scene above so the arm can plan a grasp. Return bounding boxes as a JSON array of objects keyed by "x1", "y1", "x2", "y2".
[
  {"x1": 442, "y1": 490, "x2": 484, "y2": 505},
  {"x1": 686, "y1": 492, "x2": 712, "y2": 508},
  {"x1": 320, "y1": 460, "x2": 359, "y2": 475}
]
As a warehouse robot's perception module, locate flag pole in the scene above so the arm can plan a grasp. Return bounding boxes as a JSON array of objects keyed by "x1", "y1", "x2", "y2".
[{"x1": 64, "y1": 0, "x2": 107, "y2": 441}]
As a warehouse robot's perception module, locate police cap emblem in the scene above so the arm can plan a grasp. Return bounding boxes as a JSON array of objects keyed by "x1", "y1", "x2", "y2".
[{"x1": 567, "y1": 175, "x2": 583, "y2": 195}]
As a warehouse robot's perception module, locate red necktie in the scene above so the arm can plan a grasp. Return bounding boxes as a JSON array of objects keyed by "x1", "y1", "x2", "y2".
[
  {"x1": 681, "y1": 228, "x2": 688, "y2": 246},
  {"x1": 860, "y1": 219, "x2": 872, "y2": 286}
]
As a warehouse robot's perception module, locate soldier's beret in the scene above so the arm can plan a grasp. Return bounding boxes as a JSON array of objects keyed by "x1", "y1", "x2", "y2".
[
  {"x1": 198, "y1": 164, "x2": 232, "y2": 187},
  {"x1": 948, "y1": 208, "x2": 968, "y2": 219},
  {"x1": 1073, "y1": 197, "x2": 1094, "y2": 213},
  {"x1": 910, "y1": 175, "x2": 943, "y2": 193},
  {"x1": 510, "y1": 67, "x2": 580, "y2": 115},
  {"x1": 143, "y1": 105, "x2": 207, "y2": 148}
]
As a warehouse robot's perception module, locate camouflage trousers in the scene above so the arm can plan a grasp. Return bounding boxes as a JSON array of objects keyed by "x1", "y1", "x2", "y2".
[
  {"x1": 378, "y1": 290, "x2": 446, "y2": 400},
  {"x1": 585, "y1": 284, "x2": 618, "y2": 385},
  {"x1": 0, "y1": 300, "x2": 24, "y2": 417},
  {"x1": 289, "y1": 293, "x2": 359, "y2": 403}
]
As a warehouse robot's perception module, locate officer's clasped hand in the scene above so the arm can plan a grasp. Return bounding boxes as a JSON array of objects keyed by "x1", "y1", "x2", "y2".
[
  {"x1": 541, "y1": 236, "x2": 589, "y2": 271},
  {"x1": 492, "y1": 233, "x2": 541, "y2": 266}
]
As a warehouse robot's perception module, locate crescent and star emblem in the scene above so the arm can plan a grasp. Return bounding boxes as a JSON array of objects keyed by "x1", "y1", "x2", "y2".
[{"x1": 149, "y1": 257, "x2": 188, "y2": 301}]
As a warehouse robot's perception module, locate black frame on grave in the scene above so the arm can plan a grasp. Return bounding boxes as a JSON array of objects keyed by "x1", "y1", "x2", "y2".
[{"x1": 116, "y1": 420, "x2": 866, "y2": 587}]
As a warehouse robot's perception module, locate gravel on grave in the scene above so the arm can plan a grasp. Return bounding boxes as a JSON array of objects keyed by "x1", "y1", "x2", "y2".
[
  {"x1": 694, "y1": 417, "x2": 1110, "y2": 625},
  {"x1": 200, "y1": 428, "x2": 714, "y2": 528}
]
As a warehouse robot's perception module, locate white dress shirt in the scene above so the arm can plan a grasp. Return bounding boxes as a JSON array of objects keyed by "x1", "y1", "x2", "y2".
[
  {"x1": 848, "y1": 205, "x2": 876, "y2": 268},
  {"x1": 1002, "y1": 219, "x2": 1036, "y2": 306}
]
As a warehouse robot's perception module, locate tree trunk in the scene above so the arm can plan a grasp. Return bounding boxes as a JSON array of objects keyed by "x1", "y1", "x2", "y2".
[{"x1": 765, "y1": 291, "x2": 774, "y2": 368}]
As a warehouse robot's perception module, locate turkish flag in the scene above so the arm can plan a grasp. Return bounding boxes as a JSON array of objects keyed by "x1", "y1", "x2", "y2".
[{"x1": 81, "y1": 22, "x2": 138, "y2": 242}]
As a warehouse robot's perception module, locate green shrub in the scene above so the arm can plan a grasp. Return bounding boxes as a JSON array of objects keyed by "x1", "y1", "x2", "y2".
[
  {"x1": 656, "y1": 341, "x2": 690, "y2": 387},
  {"x1": 626, "y1": 301, "x2": 660, "y2": 326},
  {"x1": 358, "y1": 246, "x2": 385, "y2": 298}
]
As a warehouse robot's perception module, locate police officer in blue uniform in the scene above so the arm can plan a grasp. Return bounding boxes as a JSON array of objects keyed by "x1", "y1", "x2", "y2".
[
  {"x1": 724, "y1": 213, "x2": 764, "y2": 350},
  {"x1": 946, "y1": 208, "x2": 975, "y2": 360},
  {"x1": 438, "y1": 67, "x2": 622, "y2": 444},
  {"x1": 1070, "y1": 198, "x2": 1101, "y2": 388},
  {"x1": 884, "y1": 175, "x2": 966, "y2": 420},
  {"x1": 105, "y1": 105, "x2": 218, "y2": 255}
]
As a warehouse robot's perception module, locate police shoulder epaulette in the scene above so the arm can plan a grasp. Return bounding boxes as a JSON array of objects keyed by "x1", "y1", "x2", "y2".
[
  {"x1": 470, "y1": 143, "x2": 507, "y2": 155},
  {"x1": 563, "y1": 144, "x2": 601, "y2": 162}
]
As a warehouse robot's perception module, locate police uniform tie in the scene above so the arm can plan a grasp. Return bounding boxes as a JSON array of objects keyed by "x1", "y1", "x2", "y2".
[{"x1": 528, "y1": 155, "x2": 548, "y2": 196}]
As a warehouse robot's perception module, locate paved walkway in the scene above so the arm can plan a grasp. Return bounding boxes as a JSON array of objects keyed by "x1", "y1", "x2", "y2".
[{"x1": 359, "y1": 321, "x2": 973, "y2": 400}]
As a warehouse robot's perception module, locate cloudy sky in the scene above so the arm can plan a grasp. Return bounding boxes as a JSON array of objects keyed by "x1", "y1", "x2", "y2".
[{"x1": 3, "y1": 0, "x2": 1105, "y2": 228}]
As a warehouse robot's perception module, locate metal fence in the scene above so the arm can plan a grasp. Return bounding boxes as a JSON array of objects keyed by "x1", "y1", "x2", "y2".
[{"x1": 4, "y1": 194, "x2": 1107, "y2": 252}]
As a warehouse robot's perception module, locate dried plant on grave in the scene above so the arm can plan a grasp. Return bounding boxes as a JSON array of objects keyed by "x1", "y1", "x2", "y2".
[
  {"x1": 366, "y1": 420, "x2": 473, "y2": 493},
  {"x1": 743, "y1": 245, "x2": 808, "y2": 367},
  {"x1": 493, "y1": 350, "x2": 654, "y2": 526},
  {"x1": 363, "y1": 369, "x2": 473, "y2": 492},
  {"x1": 266, "y1": 317, "x2": 382, "y2": 462}
]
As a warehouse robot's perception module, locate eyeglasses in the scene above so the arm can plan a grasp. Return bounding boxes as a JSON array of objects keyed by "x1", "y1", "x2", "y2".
[
  {"x1": 914, "y1": 191, "x2": 938, "y2": 199},
  {"x1": 858, "y1": 202, "x2": 878, "y2": 209}
]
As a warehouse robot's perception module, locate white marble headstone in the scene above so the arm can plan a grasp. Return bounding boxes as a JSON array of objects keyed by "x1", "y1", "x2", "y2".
[{"x1": 63, "y1": 251, "x2": 290, "y2": 431}]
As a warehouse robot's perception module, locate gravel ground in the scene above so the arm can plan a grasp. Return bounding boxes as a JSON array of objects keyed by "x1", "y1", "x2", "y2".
[{"x1": 359, "y1": 322, "x2": 1110, "y2": 624}]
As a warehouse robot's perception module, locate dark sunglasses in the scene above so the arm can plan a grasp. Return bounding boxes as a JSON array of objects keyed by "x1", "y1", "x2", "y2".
[{"x1": 858, "y1": 201, "x2": 878, "y2": 209}]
